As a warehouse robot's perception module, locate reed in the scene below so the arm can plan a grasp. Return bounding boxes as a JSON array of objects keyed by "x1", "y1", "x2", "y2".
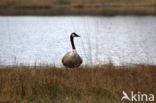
[{"x1": 0, "y1": 64, "x2": 155, "y2": 103}]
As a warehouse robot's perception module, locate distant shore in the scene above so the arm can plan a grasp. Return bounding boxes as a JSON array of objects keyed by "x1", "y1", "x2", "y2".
[
  {"x1": 0, "y1": 0, "x2": 156, "y2": 16},
  {"x1": 0, "y1": 5, "x2": 156, "y2": 16}
]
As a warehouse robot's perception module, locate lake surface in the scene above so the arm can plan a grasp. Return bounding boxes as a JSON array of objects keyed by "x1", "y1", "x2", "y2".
[{"x1": 0, "y1": 16, "x2": 156, "y2": 66}]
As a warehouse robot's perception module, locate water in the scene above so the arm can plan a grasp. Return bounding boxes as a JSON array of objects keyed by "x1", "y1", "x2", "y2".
[{"x1": 0, "y1": 16, "x2": 156, "y2": 66}]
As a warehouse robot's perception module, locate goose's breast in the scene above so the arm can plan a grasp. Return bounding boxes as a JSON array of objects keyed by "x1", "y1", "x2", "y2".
[{"x1": 62, "y1": 52, "x2": 82, "y2": 67}]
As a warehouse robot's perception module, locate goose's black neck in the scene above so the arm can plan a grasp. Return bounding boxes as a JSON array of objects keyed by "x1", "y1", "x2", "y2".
[{"x1": 70, "y1": 35, "x2": 75, "y2": 49}]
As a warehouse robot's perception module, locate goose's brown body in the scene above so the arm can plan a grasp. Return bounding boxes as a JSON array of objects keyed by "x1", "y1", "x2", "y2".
[{"x1": 62, "y1": 50, "x2": 82, "y2": 68}]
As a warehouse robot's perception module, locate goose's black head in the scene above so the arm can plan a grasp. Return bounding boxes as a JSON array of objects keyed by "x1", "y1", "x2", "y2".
[{"x1": 71, "y1": 32, "x2": 80, "y2": 38}]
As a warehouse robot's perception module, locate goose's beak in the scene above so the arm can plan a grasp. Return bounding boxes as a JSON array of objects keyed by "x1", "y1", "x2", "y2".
[{"x1": 76, "y1": 35, "x2": 80, "y2": 37}]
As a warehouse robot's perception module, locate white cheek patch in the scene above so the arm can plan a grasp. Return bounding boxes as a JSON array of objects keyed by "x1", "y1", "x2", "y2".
[{"x1": 72, "y1": 34, "x2": 76, "y2": 37}]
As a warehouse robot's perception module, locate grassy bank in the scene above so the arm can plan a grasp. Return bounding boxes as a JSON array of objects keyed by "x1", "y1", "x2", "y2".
[
  {"x1": 0, "y1": 0, "x2": 156, "y2": 15},
  {"x1": 0, "y1": 64, "x2": 155, "y2": 103}
]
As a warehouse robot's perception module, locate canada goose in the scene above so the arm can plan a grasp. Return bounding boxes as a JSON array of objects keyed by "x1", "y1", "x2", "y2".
[{"x1": 62, "y1": 33, "x2": 83, "y2": 68}]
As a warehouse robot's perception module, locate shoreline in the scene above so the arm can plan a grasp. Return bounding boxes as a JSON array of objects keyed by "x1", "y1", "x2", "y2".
[
  {"x1": 0, "y1": 7, "x2": 156, "y2": 16},
  {"x1": 0, "y1": 0, "x2": 155, "y2": 16},
  {"x1": 0, "y1": 63, "x2": 156, "y2": 69}
]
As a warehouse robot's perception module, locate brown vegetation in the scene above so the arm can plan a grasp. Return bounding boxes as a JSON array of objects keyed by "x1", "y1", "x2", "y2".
[
  {"x1": 0, "y1": 64, "x2": 155, "y2": 103},
  {"x1": 0, "y1": 0, "x2": 156, "y2": 15}
]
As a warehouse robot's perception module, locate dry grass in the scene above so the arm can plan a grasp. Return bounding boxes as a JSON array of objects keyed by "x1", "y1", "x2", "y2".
[{"x1": 0, "y1": 64, "x2": 155, "y2": 103}]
